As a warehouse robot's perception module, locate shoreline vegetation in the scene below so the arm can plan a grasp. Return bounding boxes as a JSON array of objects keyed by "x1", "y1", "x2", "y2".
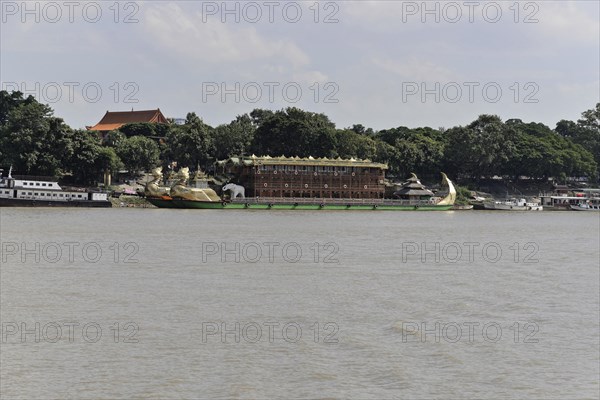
[{"x1": 1, "y1": 91, "x2": 598, "y2": 199}]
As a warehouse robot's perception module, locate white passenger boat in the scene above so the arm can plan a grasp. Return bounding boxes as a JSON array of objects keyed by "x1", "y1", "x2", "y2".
[
  {"x1": 0, "y1": 167, "x2": 111, "y2": 208},
  {"x1": 484, "y1": 198, "x2": 543, "y2": 211}
]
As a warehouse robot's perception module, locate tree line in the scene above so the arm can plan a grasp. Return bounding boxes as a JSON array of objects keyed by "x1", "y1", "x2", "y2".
[{"x1": 0, "y1": 90, "x2": 598, "y2": 185}]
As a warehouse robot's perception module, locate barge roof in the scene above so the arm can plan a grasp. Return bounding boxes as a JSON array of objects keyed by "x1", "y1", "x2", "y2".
[{"x1": 218, "y1": 155, "x2": 388, "y2": 169}]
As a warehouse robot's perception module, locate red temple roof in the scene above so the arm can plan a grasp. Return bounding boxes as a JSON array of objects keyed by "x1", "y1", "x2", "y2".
[{"x1": 88, "y1": 109, "x2": 168, "y2": 131}]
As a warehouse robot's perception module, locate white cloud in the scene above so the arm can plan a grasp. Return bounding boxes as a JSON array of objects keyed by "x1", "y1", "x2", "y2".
[
  {"x1": 143, "y1": 3, "x2": 310, "y2": 68},
  {"x1": 1, "y1": 0, "x2": 597, "y2": 131},
  {"x1": 535, "y1": 1, "x2": 599, "y2": 45},
  {"x1": 557, "y1": 80, "x2": 600, "y2": 97},
  {"x1": 372, "y1": 57, "x2": 457, "y2": 82},
  {"x1": 291, "y1": 71, "x2": 329, "y2": 84}
]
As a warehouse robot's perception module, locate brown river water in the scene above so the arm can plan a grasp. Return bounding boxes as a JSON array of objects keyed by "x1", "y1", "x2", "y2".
[{"x1": 0, "y1": 208, "x2": 598, "y2": 399}]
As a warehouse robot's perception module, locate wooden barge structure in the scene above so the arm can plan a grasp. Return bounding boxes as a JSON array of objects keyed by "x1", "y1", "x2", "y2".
[{"x1": 145, "y1": 156, "x2": 456, "y2": 211}]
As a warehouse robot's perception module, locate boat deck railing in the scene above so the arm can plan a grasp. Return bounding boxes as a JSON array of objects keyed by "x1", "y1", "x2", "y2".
[{"x1": 231, "y1": 197, "x2": 439, "y2": 206}]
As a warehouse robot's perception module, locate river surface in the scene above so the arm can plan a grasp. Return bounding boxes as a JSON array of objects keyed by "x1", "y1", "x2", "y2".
[{"x1": 0, "y1": 208, "x2": 598, "y2": 399}]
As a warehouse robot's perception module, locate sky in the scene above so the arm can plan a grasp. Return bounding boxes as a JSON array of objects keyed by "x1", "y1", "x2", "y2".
[{"x1": 1, "y1": 0, "x2": 599, "y2": 131}]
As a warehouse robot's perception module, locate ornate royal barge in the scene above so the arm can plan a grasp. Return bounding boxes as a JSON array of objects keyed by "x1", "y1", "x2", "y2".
[{"x1": 144, "y1": 155, "x2": 456, "y2": 211}]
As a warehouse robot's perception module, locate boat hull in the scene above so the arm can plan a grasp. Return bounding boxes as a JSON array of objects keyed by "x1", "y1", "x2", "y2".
[
  {"x1": 484, "y1": 203, "x2": 543, "y2": 211},
  {"x1": 0, "y1": 197, "x2": 112, "y2": 208},
  {"x1": 148, "y1": 198, "x2": 453, "y2": 211},
  {"x1": 570, "y1": 205, "x2": 600, "y2": 211},
  {"x1": 146, "y1": 197, "x2": 180, "y2": 209},
  {"x1": 453, "y1": 205, "x2": 474, "y2": 210},
  {"x1": 540, "y1": 205, "x2": 572, "y2": 211}
]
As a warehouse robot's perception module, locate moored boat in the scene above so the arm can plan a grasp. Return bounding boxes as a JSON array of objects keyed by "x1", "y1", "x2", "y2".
[
  {"x1": 484, "y1": 198, "x2": 543, "y2": 211},
  {"x1": 0, "y1": 167, "x2": 111, "y2": 208},
  {"x1": 570, "y1": 199, "x2": 600, "y2": 211},
  {"x1": 538, "y1": 195, "x2": 588, "y2": 211}
]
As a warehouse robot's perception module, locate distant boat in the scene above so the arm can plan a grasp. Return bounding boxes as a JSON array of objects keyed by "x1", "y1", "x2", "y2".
[
  {"x1": 570, "y1": 199, "x2": 600, "y2": 211},
  {"x1": 538, "y1": 195, "x2": 590, "y2": 211},
  {"x1": 484, "y1": 198, "x2": 543, "y2": 211}
]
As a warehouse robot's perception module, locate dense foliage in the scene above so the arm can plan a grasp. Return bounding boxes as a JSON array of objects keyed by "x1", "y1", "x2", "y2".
[{"x1": 0, "y1": 90, "x2": 598, "y2": 185}]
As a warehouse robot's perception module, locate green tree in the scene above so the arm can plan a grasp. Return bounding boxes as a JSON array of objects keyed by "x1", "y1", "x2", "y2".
[
  {"x1": 250, "y1": 107, "x2": 337, "y2": 157},
  {"x1": 95, "y1": 147, "x2": 123, "y2": 177},
  {"x1": 63, "y1": 131, "x2": 123, "y2": 185},
  {"x1": 249, "y1": 108, "x2": 274, "y2": 127},
  {"x1": 556, "y1": 103, "x2": 600, "y2": 178},
  {"x1": 350, "y1": 124, "x2": 375, "y2": 137},
  {"x1": 103, "y1": 130, "x2": 126, "y2": 148},
  {"x1": 116, "y1": 136, "x2": 160, "y2": 174},
  {"x1": 164, "y1": 112, "x2": 214, "y2": 169},
  {"x1": 212, "y1": 114, "x2": 256, "y2": 160},
  {"x1": 578, "y1": 103, "x2": 600, "y2": 132},
  {"x1": 118, "y1": 122, "x2": 171, "y2": 139},
  {"x1": 0, "y1": 92, "x2": 72, "y2": 176},
  {"x1": 333, "y1": 129, "x2": 377, "y2": 160},
  {"x1": 373, "y1": 141, "x2": 398, "y2": 170},
  {"x1": 374, "y1": 126, "x2": 445, "y2": 176},
  {"x1": 444, "y1": 115, "x2": 516, "y2": 179},
  {"x1": 0, "y1": 90, "x2": 36, "y2": 125},
  {"x1": 507, "y1": 120, "x2": 597, "y2": 180}
]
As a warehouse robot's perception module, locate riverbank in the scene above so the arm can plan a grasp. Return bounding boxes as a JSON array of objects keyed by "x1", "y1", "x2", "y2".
[
  {"x1": 453, "y1": 179, "x2": 595, "y2": 197},
  {"x1": 110, "y1": 195, "x2": 154, "y2": 208}
]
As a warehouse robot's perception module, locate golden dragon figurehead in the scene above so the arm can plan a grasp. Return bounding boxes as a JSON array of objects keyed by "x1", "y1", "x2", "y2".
[
  {"x1": 170, "y1": 166, "x2": 220, "y2": 202},
  {"x1": 175, "y1": 167, "x2": 190, "y2": 185},
  {"x1": 151, "y1": 167, "x2": 163, "y2": 182},
  {"x1": 145, "y1": 166, "x2": 170, "y2": 197}
]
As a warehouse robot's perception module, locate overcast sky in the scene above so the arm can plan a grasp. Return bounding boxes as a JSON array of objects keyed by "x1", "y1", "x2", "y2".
[{"x1": 1, "y1": 0, "x2": 598, "y2": 130}]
